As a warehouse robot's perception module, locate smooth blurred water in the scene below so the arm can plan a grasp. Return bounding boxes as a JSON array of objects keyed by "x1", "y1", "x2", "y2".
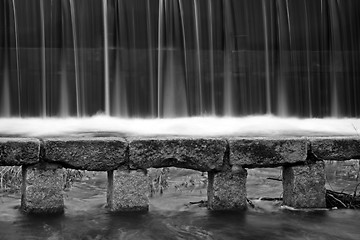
[
  {"x1": 1, "y1": 170, "x2": 360, "y2": 240},
  {"x1": 1, "y1": 116, "x2": 360, "y2": 137},
  {"x1": 1, "y1": 0, "x2": 360, "y2": 118}
]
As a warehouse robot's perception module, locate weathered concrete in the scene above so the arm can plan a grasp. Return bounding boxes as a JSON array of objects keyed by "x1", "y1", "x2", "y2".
[
  {"x1": 207, "y1": 167, "x2": 247, "y2": 210},
  {"x1": 229, "y1": 138, "x2": 308, "y2": 168},
  {"x1": 310, "y1": 137, "x2": 360, "y2": 161},
  {"x1": 107, "y1": 169, "x2": 150, "y2": 212},
  {"x1": 129, "y1": 137, "x2": 227, "y2": 171},
  {"x1": 21, "y1": 163, "x2": 64, "y2": 214},
  {"x1": 283, "y1": 161, "x2": 326, "y2": 208},
  {"x1": 43, "y1": 137, "x2": 127, "y2": 171},
  {"x1": 0, "y1": 138, "x2": 40, "y2": 166}
]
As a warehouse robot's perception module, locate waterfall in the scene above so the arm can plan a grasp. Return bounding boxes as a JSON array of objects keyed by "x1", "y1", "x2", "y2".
[{"x1": 1, "y1": 0, "x2": 360, "y2": 118}]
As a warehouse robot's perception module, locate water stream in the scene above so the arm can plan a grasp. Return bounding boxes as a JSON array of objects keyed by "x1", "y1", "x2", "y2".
[
  {"x1": 1, "y1": 0, "x2": 360, "y2": 118},
  {"x1": 1, "y1": 169, "x2": 360, "y2": 240},
  {"x1": 1, "y1": 0, "x2": 360, "y2": 239}
]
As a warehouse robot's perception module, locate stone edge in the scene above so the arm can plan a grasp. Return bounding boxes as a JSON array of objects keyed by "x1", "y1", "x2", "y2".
[{"x1": 1, "y1": 136, "x2": 360, "y2": 170}]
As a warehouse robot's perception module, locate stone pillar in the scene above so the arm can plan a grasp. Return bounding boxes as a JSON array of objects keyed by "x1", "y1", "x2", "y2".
[
  {"x1": 21, "y1": 163, "x2": 64, "y2": 214},
  {"x1": 283, "y1": 161, "x2": 326, "y2": 208},
  {"x1": 107, "y1": 169, "x2": 149, "y2": 212},
  {"x1": 207, "y1": 166, "x2": 247, "y2": 210}
]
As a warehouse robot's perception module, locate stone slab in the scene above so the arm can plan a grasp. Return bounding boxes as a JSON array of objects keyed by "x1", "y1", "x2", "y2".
[
  {"x1": 21, "y1": 163, "x2": 64, "y2": 214},
  {"x1": 207, "y1": 167, "x2": 247, "y2": 210},
  {"x1": 283, "y1": 161, "x2": 326, "y2": 208},
  {"x1": 310, "y1": 137, "x2": 360, "y2": 160},
  {"x1": 129, "y1": 137, "x2": 227, "y2": 171},
  {"x1": 0, "y1": 138, "x2": 40, "y2": 166},
  {"x1": 229, "y1": 138, "x2": 308, "y2": 168},
  {"x1": 107, "y1": 169, "x2": 149, "y2": 212},
  {"x1": 42, "y1": 137, "x2": 128, "y2": 171}
]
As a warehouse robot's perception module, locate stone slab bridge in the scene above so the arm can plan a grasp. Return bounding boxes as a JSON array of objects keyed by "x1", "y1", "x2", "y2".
[{"x1": 1, "y1": 136, "x2": 359, "y2": 214}]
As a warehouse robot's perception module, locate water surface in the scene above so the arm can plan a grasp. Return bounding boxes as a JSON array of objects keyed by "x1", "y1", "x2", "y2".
[{"x1": 1, "y1": 169, "x2": 360, "y2": 240}]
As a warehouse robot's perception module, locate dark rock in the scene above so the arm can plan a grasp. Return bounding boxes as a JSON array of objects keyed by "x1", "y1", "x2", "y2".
[
  {"x1": 310, "y1": 137, "x2": 360, "y2": 160},
  {"x1": 129, "y1": 137, "x2": 227, "y2": 171},
  {"x1": 207, "y1": 167, "x2": 247, "y2": 210},
  {"x1": 283, "y1": 161, "x2": 326, "y2": 208},
  {"x1": 43, "y1": 137, "x2": 127, "y2": 171},
  {"x1": 0, "y1": 138, "x2": 40, "y2": 166},
  {"x1": 229, "y1": 138, "x2": 308, "y2": 168}
]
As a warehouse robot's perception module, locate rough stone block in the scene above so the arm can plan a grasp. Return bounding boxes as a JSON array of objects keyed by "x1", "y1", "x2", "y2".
[
  {"x1": 21, "y1": 163, "x2": 64, "y2": 214},
  {"x1": 0, "y1": 138, "x2": 40, "y2": 166},
  {"x1": 43, "y1": 137, "x2": 127, "y2": 171},
  {"x1": 283, "y1": 161, "x2": 326, "y2": 208},
  {"x1": 129, "y1": 137, "x2": 227, "y2": 171},
  {"x1": 107, "y1": 169, "x2": 149, "y2": 212},
  {"x1": 310, "y1": 137, "x2": 360, "y2": 161},
  {"x1": 207, "y1": 167, "x2": 247, "y2": 210},
  {"x1": 229, "y1": 138, "x2": 308, "y2": 168}
]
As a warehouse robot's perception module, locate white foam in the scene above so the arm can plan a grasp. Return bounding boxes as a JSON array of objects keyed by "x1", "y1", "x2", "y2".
[{"x1": 0, "y1": 115, "x2": 359, "y2": 137}]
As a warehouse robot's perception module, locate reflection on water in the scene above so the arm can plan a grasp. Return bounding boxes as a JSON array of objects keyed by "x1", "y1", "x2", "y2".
[{"x1": 1, "y1": 170, "x2": 360, "y2": 239}]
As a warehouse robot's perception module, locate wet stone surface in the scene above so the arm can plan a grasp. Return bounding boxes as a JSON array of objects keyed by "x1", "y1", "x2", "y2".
[
  {"x1": 42, "y1": 137, "x2": 128, "y2": 171},
  {"x1": 107, "y1": 169, "x2": 150, "y2": 212},
  {"x1": 283, "y1": 161, "x2": 326, "y2": 208},
  {"x1": 129, "y1": 137, "x2": 227, "y2": 171},
  {"x1": 207, "y1": 168, "x2": 247, "y2": 210},
  {"x1": 229, "y1": 138, "x2": 308, "y2": 168},
  {"x1": 0, "y1": 138, "x2": 40, "y2": 166},
  {"x1": 310, "y1": 137, "x2": 360, "y2": 161},
  {"x1": 21, "y1": 163, "x2": 64, "y2": 214}
]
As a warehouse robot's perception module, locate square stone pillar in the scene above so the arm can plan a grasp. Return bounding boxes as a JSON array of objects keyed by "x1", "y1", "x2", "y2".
[
  {"x1": 207, "y1": 166, "x2": 247, "y2": 210},
  {"x1": 21, "y1": 163, "x2": 64, "y2": 214},
  {"x1": 107, "y1": 169, "x2": 150, "y2": 212},
  {"x1": 283, "y1": 161, "x2": 326, "y2": 208}
]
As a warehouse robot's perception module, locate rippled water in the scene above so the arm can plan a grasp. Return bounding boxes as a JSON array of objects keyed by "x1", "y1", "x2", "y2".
[{"x1": 1, "y1": 169, "x2": 360, "y2": 240}]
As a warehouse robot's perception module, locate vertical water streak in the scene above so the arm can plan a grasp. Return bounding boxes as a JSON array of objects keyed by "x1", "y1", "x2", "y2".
[
  {"x1": 1, "y1": 58, "x2": 11, "y2": 117},
  {"x1": 304, "y1": 1, "x2": 312, "y2": 117},
  {"x1": 193, "y1": 0, "x2": 203, "y2": 114},
  {"x1": 262, "y1": 0, "x2": 271, "y2": 114},
  {"x1": 178, "y1": 0, "x2": 189, "y2": 113},
  {"x1": 146, "y1": 0, "x2": 155, "y2": 116},
  {"x1": 276, "y1": 0, "x2": 289, "y2": 117},
  {"x1": 285, "y1": 0, "x2": 292, "y2": 116},
  {"x1": 329, "y1": 0, "x2": 341, "y2": 117},
  {"x1": 346, "y1": 1, "x2": 358, "y2": 116},
  {"x1": 59, "y1": 2, "x2": 70, "y2": 117},
  {"x1": 112, "y1": 0, "x2": 128, "y2": 117},
  {"x1": 103, "y1": 0, "x2": 110, "y2": 115},
  {"x1": 40, "y1": 0, "x2": 47, "y2": 117},
  {"x1": 131, "y1": 8, "x2": 139, "y2": 116},
  {"x1": 285, "y1": 0, "x2": 292, "y2": 47},
  {"x1": 112, "y1": 52, "x2": 128, "y2": 117},
  {"x1": 59, "y1": 54, "x2": 70, "y2": 116},
  {"x1": 223, "y1": 0, "x2": 234, "y2": 116},
  {"x1": 157, "y1": 0, "x2": 164, "y2": 117},
  {"x1": 11, "y1": 0, "x2": 21, "y2": 116},
  {"x1": 69, "y1": 0, "x2": 80, "y2": 117},
  {"x1": 207, "y1": 0, "x2": 215, "y2": 115}
]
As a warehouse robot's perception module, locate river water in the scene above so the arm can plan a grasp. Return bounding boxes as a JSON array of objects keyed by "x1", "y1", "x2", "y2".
[{"x1": 1, "y1": 168, "x2": 360, "y2": 240}]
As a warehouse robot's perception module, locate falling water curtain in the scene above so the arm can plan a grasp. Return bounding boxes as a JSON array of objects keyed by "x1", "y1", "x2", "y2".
[{"x1": 1, "y1": 0, "x2": 360, "y2": 118}]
